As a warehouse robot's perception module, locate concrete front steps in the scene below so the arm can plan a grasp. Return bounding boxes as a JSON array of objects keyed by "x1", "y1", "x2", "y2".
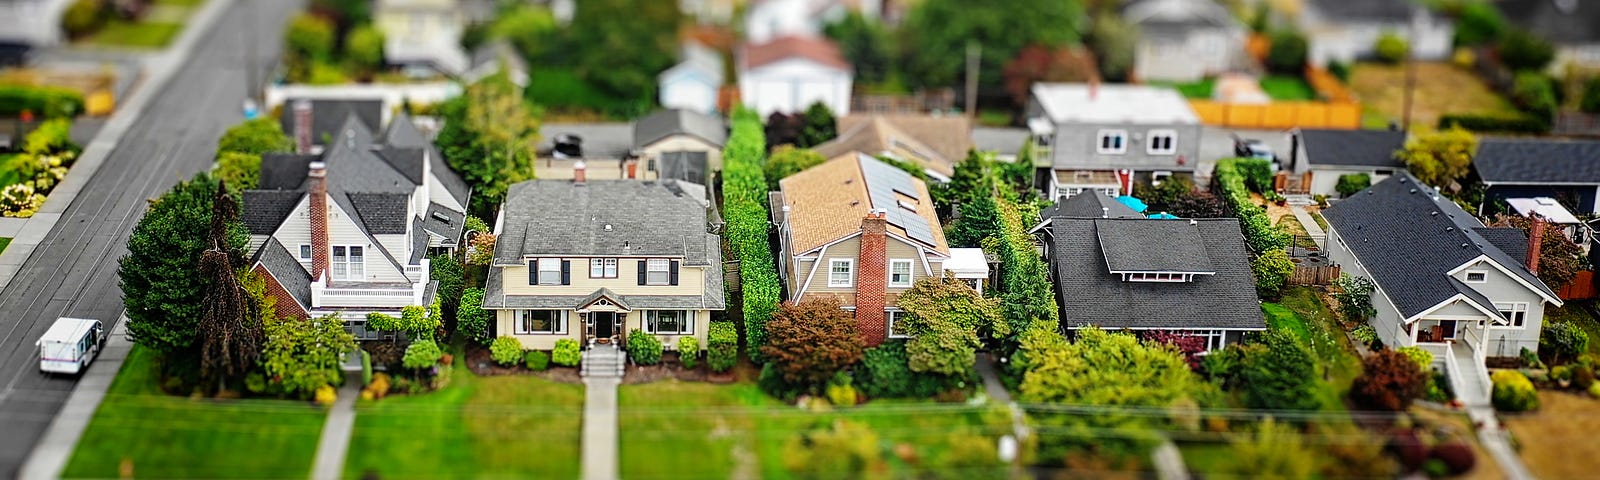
[{"x1": 581, "y1": 344, "x2": 624, "y2": 378}]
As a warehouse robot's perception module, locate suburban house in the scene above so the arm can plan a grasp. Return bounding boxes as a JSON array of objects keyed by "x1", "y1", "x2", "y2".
[
  {"x1": 1497, "y1": 0, "x2": 1600, "y2": 70},
  {"x1": 812, "y1": 114, "x2": 974, "y2": 182},
  {"x1": 1122, "y1": 0, "x2": 1247, "y2": 82},
  {"x1": 0, "y1": 0, "x2": 71, "y2": 47},
  {"x1": 744, "y1": 0, "x2": 882, "y2": 43},
  {"x1": 633, "y1": 108, "x2": 728, "y2": 185},
  {"x1": 1505, "y1": 197, "x2": 1593, "y2": 254},
  {"x1": 738, "y1": 35, "x2": 854, "y2": 117},
  {"x1": 481, "y1": 173, "x2": 725, "y2": 350},
  {"x1": 774, "y1": 152, "x2": 987, "y2": 345},
  {"x1": 1041, "y1": 211, "x2": 1265, "y2": 350},
  {"x1": 1323, "y1": 172, "x2": 1561, "y2": 401},
  {"x1": 1473, "y1": 138, "x2": 1600, "y2": 215},
  {"x1": 376, "y1": 0, "x2": 470, "y2": 78},
  {"x1": 1296, "y1": 0, "x2": 1453, "y2": 65},
  {"x1": 277, "y1": 98, "x2": 385, "y2": 153},
  {"x1": 243, "y1": 108, "x2": 471, "y2": 339},
  {"x1": 1285, "y1": 128, "x2": 1408, "y2": 197},
  {"x1": 658, "y1": 40, "x2": 726, "y2": 115},
  {"x1": 1030, "y1": 191, "x2": 1145, "y2": 259},
  {"x1": 1026, "y1": 83, "x2": 1202, "y2": 200}
]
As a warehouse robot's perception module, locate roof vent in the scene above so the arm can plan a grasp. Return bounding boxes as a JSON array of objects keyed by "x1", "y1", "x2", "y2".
[
  {"x1": 553, "y1": 134, "x2": 583, "y2": 159},
  {"x1": 430, "y1": 211, "x2": 452, "y2": 224},
  {"x1": 1399, "y1": 177, "x2": 1408, "y2": 183},
  {"x1": 604, "y1": 224, "x2": 612, "y2": 231},
  {"x1": 1189, "y1": 219, "x2": 1198, "y2": 225},
  {"x1": 1409, "y1": 188, "x2": 1417, "y2": 194},
  {"x1": 1430, "y1": 211, "x2": 1438, "y2": 216},
  {"x1": 844, "y1": 178, "x2": 854, "y2": 184},
  {"x1": 849, "y1": 200, "x2": 860, "y2": 206},
  {"x1": 1461, "y1": 243, "x2": 1470, "y2": 248}
]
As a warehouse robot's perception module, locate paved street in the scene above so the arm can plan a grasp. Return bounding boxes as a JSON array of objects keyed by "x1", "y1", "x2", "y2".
[{"x1": 0, "y1": 0, "x2": 298, "y2": 475}]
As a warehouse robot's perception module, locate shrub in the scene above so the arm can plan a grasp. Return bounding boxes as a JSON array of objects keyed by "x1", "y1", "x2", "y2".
[
  {"x1": 0, "y1": 85, "x2": 86, "y2": 119},
  {"x1": 1583, "y1": 77, "x2": 1600, "y2": 114},
  {"x1": 1573, "y1": 365, "x2": 1595, "y2": 390},
  {"x1": 1352, "y1": 324, "x2": 1379, "y2": 345},
  {"x1": 677, "y1": 337, "x2": 700, "y2": 369},
  {"x1": 552, "y1": 338, "x2": 581, "y2": 367},
  {"x1": 1540, "y1": 321, "x2": 1589, "y2": 364},
  {"x1": 1335, "y1": 173, "x2": 1371, "y2": 197},
  {"x1": 402, "y1": 340, "x2": 443, "y2": 371},
  {"x1": 1351, "y1": 349, "x2": 1429, "y2": 411},
  {"x1": 1551, "y1": 365, "x2": 1572, "y2": 382},
  {"x1": 525, "y1": 350, "x2": 550, "y2": 371},
  {"x1": 1426, "y1": 371, "x2": 1454, "y2": 403},
  {"x1": 1438, "y1": 113, "x2": 1549, "y2": 134},
  {"x1": 489, "y1": 336, "x2": 524, "y2": 367},
  {"x1": 1241, "y1": 329, "x2": 1322, "y2": 410},
  {"x1": 1267, "y1": 29, "x2": 1309, "y2": 74},
  {"x1": 1396, "y1": 346, "x2": 1433, "y2": 370},
  {"x1": 1490, "y1": 370, "x2": 1539, "y2": 412},
  {"x1": 456, "y1": 288, "x2": 491, "y2": 345},
  {"x1": 286, "y1": 13, "x2": 336, "y2": 62},
  {"x1": 360, "y1": 350, "x2": 373, "y2": 386},
  {"x1": 1511, "y1": 72, "x2": 1558, "y2": 121},
  {"x1": 1252, "y1": 249, "x2": 1296, "y2": 299},
  {"x1": 1389, "y1": 430, "x2": 1428, "y2": 471},
  {"x1": 723, "y1": 108, "x2": 778, "y2": 359},
  {"x1": 1499, "y1": 28, "x2": 1555, "y2": 72},
  {"x1": 826, "y1": 382, "x2": 858, "y2": 407},
  {"x1": 342, "y1": 24, "x2": 384, "y2": 75},
  {"x1": 1212, "y1": 158, "x2": 1290, "y2": 254},
  {"x1": 61, "y1": 0, "x2": 104, "y2": 39},
  {"x1": 1374, "y1": 32, "x2": 1409, "y2": 64},
  {"x1": 1328, "y1": 60, "x2": 1351, "y2": 82},
  {"x1": 780, "y1": 420, "x2": 884, "y2": 478},
  {"x1": 708, "y1": 322, "x2": 738, "y2": 372},
  {"x1": 760, "y1": 299, "x2": 866, "y2": 395},
  {"x1": 1334, "y1": 274, "x2": 1379, "y2": 324},
  {"x1": 627, "y1": 330, "x2": 663, "y2": 365},
  {"x1": 314, "y1": 384, "x2": 337, "y2": 406},
  {"x1": 1589, "y1": 382, "x2": 1600, "y2": 399},
  {"x1": 1430, "y1": 442, "x2": 1476, "y2": 475},
  {"x1": 1454, "y1": 1, "x2": 1505, "y2": 47},
  {"x1": 366, "y1": 311, "x2": 401, "y2": 332},
  {"x1": 856, "y1": 341, "x2": 952, "y2": 398},
  {"x1": 464, "y1": 216, "x2": 490, "y2": 233}
]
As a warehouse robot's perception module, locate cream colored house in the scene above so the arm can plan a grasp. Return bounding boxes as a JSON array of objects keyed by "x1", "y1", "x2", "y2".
[
  {"x1": 376, "y1": 0, "x2": 468, "y2": 76},
  {"x1": 482, "y1": 173, "x2": 725, "y2": 350}
]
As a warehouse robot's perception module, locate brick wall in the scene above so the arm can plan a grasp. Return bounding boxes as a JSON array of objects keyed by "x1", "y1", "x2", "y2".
[{"x1": 253, "y1": 264, "x2": 308, "y2": 320}]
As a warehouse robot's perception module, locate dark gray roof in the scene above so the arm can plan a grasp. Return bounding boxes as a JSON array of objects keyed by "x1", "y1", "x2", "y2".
[
  {"x1": 1095, "y1": 220, "x2": 1215, "y2": 273},
  {"x1": 1473, "y1": 227, "x2": 1529, "y2": 268},
  {"x1": 1049, "y1": 218, "x2": 1265, "y2": 330},
  {"x1": 1044, "y1": 192, "x2": 1144, "y2": 219},
  {"x1": 419, "y1": 203, "x2": 465, "y2": 246},
  {"x1": 539, "y1": 123, "x2": 634, "y2": 159},
  {"x1": 971, "y1": 127, "x2": 1029, "y2": 156},
  {"x1": 1298, "y1": 129, "x2": 1406, "y2": 169},
  {"x1": 375, "y1": 147, "x2": 426, "y2": 186},
  {"x1": 253, "y1": 238, "x2": 312, "y2": 310},
  {"x1": 1323, "y1": 172, "x2": 1556, "y2": 319},
  {"x1": 1497, "y1": 0, "x2": 1600, "y2": 44},
  {"x1": 494, "y1": 179, "x2": 717, "y2": 264},
  {"x1": 1307, "y1": 0, "x2": 1418, "y2": 22},
  {"x1": 633, "y1": 109, "x2": 727, "y2": 149},
  {"x1": 410, "y1": 218, "x2": 430, "y2": 264},
  {"x1": 242, "y1": 190, "x2": 303, "y2": 235},
  {"x1": 279, "y1": 99, "x2": 383, "y2": 146},
  {"x1": 348, "y1": 193, "x2": 411, "y2": 234},
  {"x1": 382, "y1": 114, "x2": 471, "y2": 209},
  {"x1": 258, "y1": 154, "x2": 316, "y2": 190},
  {"x1": 1474, "y1": 138, "x2": 1600, "y2": 184}
]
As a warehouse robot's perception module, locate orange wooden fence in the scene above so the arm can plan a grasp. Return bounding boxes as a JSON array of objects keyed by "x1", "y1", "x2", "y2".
[
  {"x1": 1190, "y1": 101, "x2": 1362, "y2": 130},
  {"x1": 1558, "y1": 270, "x2": 1597, "y2": 300}
]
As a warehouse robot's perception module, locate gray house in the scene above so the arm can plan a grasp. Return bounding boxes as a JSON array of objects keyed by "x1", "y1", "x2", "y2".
[
  {"x1": 1497, "y1": 0, "x2": 1600, "y2": 70},
  {"x1": 1286, "y1": 128, "x2": 1408, "y2": 197},
  {"x1": 1123, "y1": 0, "x2": 1247, "y2": 82},
  {"x1": 1297, "y1": 0, "x2": 1453, "y2": 65},
  {"x1": 1473, "y1": 138, "x2": 1600, "y2": 215},
  {"x1": 1027, "y1": 83, "x2": 1202, "y2": 201},
  {"x1": 1323, "y1": 172, "x2": 1560, "y2": 402}
]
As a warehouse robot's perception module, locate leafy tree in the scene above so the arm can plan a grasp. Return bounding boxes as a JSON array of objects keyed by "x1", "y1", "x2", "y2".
[
  {"x1": 1003, "y1": 44, "x2": 1099, "y2": 107},
  {"x1": 215, "y1": 152, "x2": 263, "y2": 190},
  {"x1": 1087, "y1": 13, "x2": 1136, "y2": 82},
  {"x1": 430, "y1": 254, "x2": 464, "y2": 322},
  {"x1": 1398, "y1": 126, "x2": 1477, "y2": 190},
  {"x1": 1499, "y1": 28, "x2": 1555, "y2": 72},
  {"x1": 489, "y1": 4, "x2": 557, "y2": 61},
  {"x1": 764, "y1": 113, "x2": 804, "y2": 150},
  {"x1": 557, "y1": 0, "x2": 681, "y2": 105},
  {"x1": 343, "y1": 24, "x2": 384, "y2": 76},
  {"x1": 435, "y1": 70, "x2": 539, "y2": 219},
  {"x1": 261, "y1": 314, "x2": 355, "y2": 397},
  {"x1": 823, "y1": 12, "x2": 894, "y2": 85},
  {"x1": 1251, "y1": 249, "x2": 1296, "y2": 299},
  {"x1": 456, "y1": 287, "x2": 491, "y2": 345},
  {"x1": 1489, "y1": 214, "x2": 1584, "y2": 289},
  {"x1": 1511, "y1": 72, "x2": 1558, "y2": 121},
  {"x1": 1218, "y1": 418, "x2": 1321, "y2": 478},
  {"x1": 1453, "y1": 1, "x2": 1505, "y2": 47},
  {"x1": 763, "y1": 145, "x2": 827, "y2": 190},
  {"x1": 992, "y1": 196, "x2": 1060, "y2": 351},
  {"x1": 218, "y1": 118, "x2": 293, "y2": 157},
  {"x1": 1336, "y1": 173, "x2": 1371, "y2": 197},
  {"x1": 120, "y1": 173, "x2": 247, "y2": 355},
  {"x1": 61, "y1": 0, "x2": 105, "y2": 39},
  {"x1": 196, "y1": 183, "x2": 264, "y2": 390},
  {"x1": 1266, "y1": 29, "x2": 1309, "y2": 74},
  {"x1": 898, "y1": 275, "x2": 1007, "y2": 376},
  {"x1": 1168, "y1": 189, "x2": 1226, "y2": 218},
  {"x1": 898, "y1": 0, "x2": 1085, "y2": 89},
  {"x1": 1540, "y1": 321, "x2": 1589, "y2": 365},
  {"x1": 285, "y1": 14, "x2": 335, "y2": 62},
  {"x1": 309, "y1": 0, "x2": 369, "y2": 35},
  {"x1": 1144, "y1": 330, "x2": 1206, "y2": 369},
  {"x1": 759, "y1": 299, "x2": 865, "y2": 394},
  {"x1": 1351, "y1": 349, "x2": 1429, "y2": 411},
  {"x1": 1375, "y1": 32, "x2": 1409, "y2": 64},
  {"x1": 1333, "y1": 274, "x2": 1378, "y2": 322},
  {"x1": 798, "y1": 102, "x2": 837, "y2": 148},
  {"x1": 402, "y1": 339, "x2": 444, "y2": 371},
  {"x1": 948, "y1": 189, "x2": 1002, "y2": 248},
  {"x1": 1583, "y1": 77, "x2": 1600, "y2": 114},
  {"x1": 1239, "y1": 329, "x2": 1322, "y2": 410}
]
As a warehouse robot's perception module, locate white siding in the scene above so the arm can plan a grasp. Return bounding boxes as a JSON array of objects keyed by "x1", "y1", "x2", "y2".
[{"x1": 739, "y1": 58, "x2": 852, "y2": 116}]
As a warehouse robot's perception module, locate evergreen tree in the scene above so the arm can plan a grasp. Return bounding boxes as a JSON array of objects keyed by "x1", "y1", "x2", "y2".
[
  {"x1": 119, "y1": 173, "x2": 248, "y2": 355},
  {"x1": 196, "y1": 182, "x2": 264, "y2": 391},
  {"x1": 798, "y1": 102, "x2": 837, "y2": 148}
]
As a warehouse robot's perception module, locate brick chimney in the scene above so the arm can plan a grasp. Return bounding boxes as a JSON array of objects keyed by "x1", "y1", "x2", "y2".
[
  {"x1": 574, "y1": 160, "x2": 587, "y2": 184},
  {"x1": 308, "y1": 161, "x2": 330, "y2": 284},
  {"x1": 855, "y1": 210, "x2": 888, "y2": 347},
  {"x1": 1527, "y1": 216, "x2": 1545, "y2": 274},
  {"x1": 293, "y1": 99, "x2": 313, "y2": 154}
]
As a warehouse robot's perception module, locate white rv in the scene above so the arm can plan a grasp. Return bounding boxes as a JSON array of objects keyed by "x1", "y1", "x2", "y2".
[{"x1": 37, "y1": 317, "x2": 103, "y2": 375}]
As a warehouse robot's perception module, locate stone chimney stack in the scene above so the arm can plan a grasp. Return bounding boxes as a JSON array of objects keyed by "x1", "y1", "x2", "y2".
[
  {"x1": 309, "y1": 161, "x2": 330, "y2": 284},
  {"x1": 855, "y1": 210, "x2": 889, "y2": 347},
  {"x1": 293, "y1": 99, "x2": 313, "y2": 154},
  {"x1": 574, "y1": 160, "x2": 587, "y2": 184},
  {"x1": 1528, "y1": 216, "x2": 1545, "y2": 274}
]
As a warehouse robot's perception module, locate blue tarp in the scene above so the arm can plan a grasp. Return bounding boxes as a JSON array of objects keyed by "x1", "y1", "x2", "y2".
[
  {"x1": 1147, "y1": 212, "x2": 1179, "y2": 219},
  {"x1": 1116, "y1": 195, "x2": 1148, "y2": 213}
]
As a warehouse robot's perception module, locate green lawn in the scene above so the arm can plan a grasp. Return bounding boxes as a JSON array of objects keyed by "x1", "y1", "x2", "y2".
[
  {"x1": 343, "y1": 365, "x2": 584, "y2": 479},
  {"x1": 1151, "y1": 78, "x2": 1216, "y2": 99},
  {"x1": 617, "y1": 380, "x2": 1012, "y2": 479},
  {"x1": 81, "y1": 21, "x2": 184, "y2": 48},
  {"x1": 1259, "y1": 75, "x2": 1317, "y2": 101},
  {"x1": 527, "y1": 69, "x2": 644, "y2": 120},
  {"x1": 1266, "y1": 287, "x2": 1365, "y2": 411},
  {"x1": 63, "y1": 346, "x2": 329, "y2": 479},
  {"x1": 0, "y1": 237, "x2": 12, "y2": 255}
]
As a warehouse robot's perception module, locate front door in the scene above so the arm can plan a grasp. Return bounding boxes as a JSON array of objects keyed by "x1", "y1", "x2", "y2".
[{"x1": 593, "y1": 312, "x2": 615, "y2": 341}]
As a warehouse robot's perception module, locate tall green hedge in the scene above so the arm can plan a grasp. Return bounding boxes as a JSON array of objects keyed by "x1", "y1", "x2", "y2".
[
  {"x1": 0, "y1": 84, "x2": 85, "y2": 118},
  {"x1": 723, "y1": 107, "x2": 779, "y2": 362},
  {"x1": 1213, "y1": 158, "x2": 1290, "y2": 254}
]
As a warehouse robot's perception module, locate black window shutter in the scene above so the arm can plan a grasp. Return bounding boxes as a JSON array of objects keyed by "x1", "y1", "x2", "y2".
[
  {"x1": 669, "y1": 260, "x2": 680, "y2": 285},
  {"x1": 637, "y1": 260, "x2": 647, "y2": 285},
  {"x1": 528, "y1": 260, "x2": 537, "y2": 285},
  {"x1": 561, "y1": 260, "x2": 571, "y2": 285}
]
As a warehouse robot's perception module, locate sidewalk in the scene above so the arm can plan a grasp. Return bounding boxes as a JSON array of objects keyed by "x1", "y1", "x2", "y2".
[
  {"x1": 580, "y1": 377, "x2": 620, "y2": 480},
  {"x1": 309, "y1": 374, "x2": 362, "y2": 480},
  {"x1": 17, "y1": 318, "x2": 133, "y2": 480}
]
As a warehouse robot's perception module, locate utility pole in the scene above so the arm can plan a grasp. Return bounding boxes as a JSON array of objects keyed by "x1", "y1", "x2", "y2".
[
  {"x1": 1401, "y1": 9, "x2": 1418, "y2": 131},
  {"x1": 965, "y1": 41, "x2": 980, "y2": 119}
]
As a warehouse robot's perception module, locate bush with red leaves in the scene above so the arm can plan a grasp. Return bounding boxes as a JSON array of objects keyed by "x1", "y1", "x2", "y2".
[
  {"x1": 1388, "y1": 430, "x2": 1428, "y2": 471},
  {"x1": 1430, "y1": 442, "x2": 1476, "y2": 475},
  {"x1": 1352, "y1": 349, "x2": 1429, "y2": 411}
]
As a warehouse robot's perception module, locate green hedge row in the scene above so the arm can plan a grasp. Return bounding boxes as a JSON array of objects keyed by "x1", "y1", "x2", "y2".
[
  {"x1": 991, "y1": 196, "x2": 1062, "y2": 367},
  {"x1": 1437, "y1": 113, "x2": 1550, "y2": 134},
  {"x1": 723, "y1": 107, "x2": 780, "y2": 361},
  {"x1": 1213, "y1": 158, "x2": 1290, "y2": 254},
  {"x1": 0, "y1": 84, "x2": 85, "y2": 119},
  {"x1": 708, "y1": 321, "x2": 738, "y2": 372}
]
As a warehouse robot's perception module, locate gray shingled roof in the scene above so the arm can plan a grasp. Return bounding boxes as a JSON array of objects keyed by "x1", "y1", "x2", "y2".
[
  {"x1": 253, "y1": 238, "x2": 312, "y2": 310},
  {"x1": 278, "y1": 99, "x2": 382, "y2": 146},
  {"x1": 1096, "y1": 220, "x2": 1215, "y2": 273},
  {"x1": 381, "y1": 112, "x2": 472, "y2": 209},
  {"x1": 375, "y1": 147, "x2": 426, "y2": 186},
  {"x1": 410, "y1": 218, "x2": 430, "y2": 264},
  {"x1": 1044, "y1": 192, "x2": 1143, "y2": 219},
  {"x1": 1474, "y1": 138, "x2": 1600, "y2": 184},
  {"x1": 420, "y1": 203, "x2": 466, "y2": 247},
  {"x1": 1323, "y1": 172, "x2": 1556, "y2": 319},
  {"x1": 493, "y1": 179, "x2": 717, "y2": 266},
  {"x1": 1050, "y1": 218, "x2": 1264, "y2": 330},
  {"x1": 258, "y1": 154, "x2": 316, "y2": 190},
  {"x1": 348, "y1": 193, "x2": 411, "y2": 234},
  {"x1": 1298, "y1": 129, "x2": 1406, "y2": 169},
  {"x1": 633, "y1": 109, "x2": 727, "y2": 149},
  {"x1": 1473, "y1": 227, "x2": 1529, "y2": 268},
  {"x1": 242, "y1": 190, "x2": 303, "y2": 235}
]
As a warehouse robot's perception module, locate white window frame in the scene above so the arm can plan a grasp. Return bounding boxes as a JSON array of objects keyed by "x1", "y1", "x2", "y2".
[
  {"x1": 828, "y1": 259, "x2": 854, "y2": 287},
  {"x1": 1146, "y1": 129, "x2": 1177, "y2": 155},
  {"x1": 590, "y1": 258, "x2": 618, "y2": 279},
  {"x1": 646, "y1": 258, "x2": 671, "y2": 285},
  {"x1": 1096, "y1": 129, "x2": 1128, "y2": 154},
  {"x1": 888, "y1": 259, "x2": 913, "y2": 288},
  {"x1": 537, "y1": 258, "x2": 563, "y2": 285},
  {"x1": 644, "y1": 310, "x2": 694, "y2": 335},
  {"x1": 330, "y1": 245, "x2": 364, "y2": 281},
  {"x1": 516, "y1": 310, "x2": 567, "y2": 335},
  {"x1": 1494, "y1": 302, "x2": 1529, "y2": 328},
  {"x1": 1464, "y1": 270, "x2": 1488, "y2": 283},
  {"x1": 887, "y1": 309, "x2": 911, "y2": 338}
]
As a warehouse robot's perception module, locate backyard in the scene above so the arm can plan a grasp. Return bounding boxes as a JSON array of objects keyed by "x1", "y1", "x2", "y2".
[
  {"x1": 1153, "y1": 75, "x2": 1314, "y2": 101},
  {"x1": 77, "y1": 0, "x2": 205, "y2": 49},
  {"x1": 1349, "y1": 62, "x2": 1520, "y2": 130},
  {"x1": 1503, "y1": 391, "x2": 1600, "y2": 479},
  {"x1": 1264, "y1": 286, "x2": 1364, "y2": 411},
  {"x1": 62, "y1": 346, "x2": 328, "y2": 478},
  {"x1": 342, "y1": 363, "x2": 585, "y2": 479},
  {"x1": 1545, "y1": 302, "x2": 1600, "y2": 356}
]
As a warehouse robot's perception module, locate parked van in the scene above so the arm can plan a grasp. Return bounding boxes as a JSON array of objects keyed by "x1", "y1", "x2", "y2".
[{"x1": 37, "y1": 317, "x2": 103, "y2": 375}]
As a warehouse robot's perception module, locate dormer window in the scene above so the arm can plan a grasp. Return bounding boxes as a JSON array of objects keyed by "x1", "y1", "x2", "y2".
[
  {"x1": 1464, "y1": 270, "x2": 1487, "y2": 283},
  {"x1": 1122, "y1": 272, "x2": 1194, "y2": 282}
]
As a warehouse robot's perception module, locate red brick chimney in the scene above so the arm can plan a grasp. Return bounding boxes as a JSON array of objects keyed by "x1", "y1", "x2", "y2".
[
  {"x1": 1527, "y1": 216, "x2": 1545, "y2": 274},
  {"x1": 308, "y1": 161, "x2": 330, "y2": 284},
  {"x1": 574, "y1": 160, "x2": 587, "y2": 184},
  {"x1": 293, "y1": 99, "x2": 313, "y2": 154},
  {"x1": 855, "y1": 210, "x2": 888, "y2": 347}
]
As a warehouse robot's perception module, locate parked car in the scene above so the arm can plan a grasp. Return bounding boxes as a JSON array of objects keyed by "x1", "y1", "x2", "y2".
[
  {"x1": 1233, "y1": 136, "x2": 1275, "y2": 161},
  {"x1": 37, "y1": 317, "x2": 104, "y2": 375}
]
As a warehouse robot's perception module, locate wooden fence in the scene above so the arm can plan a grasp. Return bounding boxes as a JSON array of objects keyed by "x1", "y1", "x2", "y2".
[
  {"x1": 1558, "y1": 270, "x2": 1596, "y2": 300},
  {"x1": 1288, "y1": 264, "x2": 1341, "y2": 286},
  {"x1": 1190, "y1": 101, "x2": 1362, "y2": 130}
]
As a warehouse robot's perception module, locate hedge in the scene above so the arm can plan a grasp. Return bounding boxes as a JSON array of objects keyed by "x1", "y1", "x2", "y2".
[
  {"x1": 1212, "y1": 158, "x2": 1290, "y2": 254},
  {"x1": 708, "y1": 321, "x2": 738, "y2": 372},
  {"x1": 677, "y1": 336, "x2": 700, "y2": 369},
  {"x1": 1437, "y1": 113, "x2": 1549, "y2": 134},
  {"x1": 627, "y1": 329, "x2": 663, "y2": 365},
  {"x1": 723, "y1": 107, "x2": 780, "y2": 361},
  {"x1": 1491, "y1": 370, "x2": 1539, "y2": 412},
  {"x1": 0, "y1": 84, "x2": 85, "y2": 118},
  {"x1": 991, "y1": 195, "x2": 1061, "y2": 356}
]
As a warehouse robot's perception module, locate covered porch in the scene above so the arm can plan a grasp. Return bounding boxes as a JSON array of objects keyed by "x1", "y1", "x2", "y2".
[{"x1": 1407, "y1": 316, "x2": 1493, "y2": 401}]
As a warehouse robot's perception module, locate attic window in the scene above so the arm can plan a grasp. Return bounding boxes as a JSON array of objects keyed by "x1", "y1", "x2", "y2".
[
  {"x1": 1122, "y1": 272, "x2": 1192, "y2": 282},
  {"x1": 1465, "y1": 270, "x2": 1488, "y2": 283},
  {"x1": 897, "y1": 200, "x2": 917, "y2": 213},
  {"x1": 430, "y1": 211, "x2": 452, "y2": 225}
]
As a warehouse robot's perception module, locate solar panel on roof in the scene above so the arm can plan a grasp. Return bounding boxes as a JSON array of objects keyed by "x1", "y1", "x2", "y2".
[{"x1": 858, "y1": 156, "x2": 939, "y2": 246}]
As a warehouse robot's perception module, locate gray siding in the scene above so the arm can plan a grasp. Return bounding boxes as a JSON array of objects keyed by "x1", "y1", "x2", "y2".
[
  {"x1": 1452, "y1": 258, "x2": 1548, "y2": 357},
  {"x1": 1326, "y1": 227, "x2": 1410, "y2": 345},
  {"x1": 1047, "y1": 122, "x2": 1202, "y2": 173}
]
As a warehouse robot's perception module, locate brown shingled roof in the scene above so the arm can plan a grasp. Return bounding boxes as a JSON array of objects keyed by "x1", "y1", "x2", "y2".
[
  {"x1": 740, "y1": 36, "x2": 852, "y2": 72},
  {"x1": 779, "y1": 152, "x2": 949, "y2": 255},
  {"x1": 814, "y1": 115, "x2": 973, "y2": 178}
]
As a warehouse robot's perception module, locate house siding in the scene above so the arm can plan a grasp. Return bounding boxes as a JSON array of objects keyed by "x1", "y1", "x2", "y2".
[
  {"x1": 494, "y1": 308, "x2": 714, "y2": 350},
  {"x1": 790, "y1": 235, "x2": 946, "y2": 306},
  {"x1": 1325, "y1": 227, "x2": 1412, "y2": 346},
  {"x1": 271, "y1": 195, "x2": 408, "y2": 284},
  {"x1": 1453, "y1": 259, "x2": 1548, "y2": 357},
  {"x1": 499, "y1": 258, "x2": 709, "y2": 298},
  {"x1": 640, "y1": 135, "x2": 725, "y2": 172},
  {"x1": 1043, "y1": 121, "x2": 1202, "y2": 173},
  {"x1": 739, "y1": 58, "x2": 852, "y2": 116},
  {"x1": 1309, "y1": 167, "x2": 1397, "y2": 197},
  {"x1": 660, "y1": 70, "x2": 720, "y2": 115},
  {"x1": 1136, "y1": 28, "x2": 1241, "y2": 82}
]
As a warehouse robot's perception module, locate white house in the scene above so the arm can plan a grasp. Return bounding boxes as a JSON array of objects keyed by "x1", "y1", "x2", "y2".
[
  {"x1": 1025, "y1": 83, "x2": 1202, "y2": 200},
  {"x1": 1123, "y1": 0, "x2": 1247, "y2": 82},
  {"x1": 744, "y1": 0, "x2": 881, "y2": 43},
  {"x1": 1297, "y1": 0, "x2": 1453, "y2": 66},
  {"x1": 738, "y1": 35, "x2": 854, "y2": 117},
  {"x1": 0, "y1": 0, "x2": 71, "y2": 47},
  {"x1": 376, "y1": 0, "x2": 469, "y2": 77},
  {"x1": 658, "y1": 40, "x2": 725, "y2": 115}
]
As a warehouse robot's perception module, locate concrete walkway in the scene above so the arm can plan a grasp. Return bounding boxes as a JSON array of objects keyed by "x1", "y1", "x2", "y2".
[
  {"x1": 1289, "y1": 206, "x2": 1326, "y2": 246},
  {"x1": 17, "y1": 319, "x2": 133, "y2": 480},
  {"x1": 974, "y1": 353, "x2": 1012, "y2": 404},
  {"x1": 1466, "y1": 401, "x2": 1533, "y2": 479},
  {"x1": 580, "y1": 376, "x2": 620, "y2": 480},
  {"x1": 310, "y1": 374, "x2": 362, "y2": 480}
]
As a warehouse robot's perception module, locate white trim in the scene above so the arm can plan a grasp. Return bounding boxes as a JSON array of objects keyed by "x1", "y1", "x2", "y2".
[
  {"x1": 796, "y1": 231, "x2": 862, "y2": 257},
  {"x1": 795, "y1": 243, "x2": 829, "y2": 302},
  {"x1": 1445, "y1": 255, "x2": 1562, "y2": 306},
  {"x1": 827, "y1": 258, "x2": 855, "y2": 287},
  {"x1": 1405, "y1": 294, "x2": 1503, "y2": 324},
  {"x1": 1096, "y1": 129, "x2": 1128, "y2": 154},
  {"x1": 330, "y1": 244, "x2": 366, "y2": 281},
  {"x1": 916, "y1": 244, "x2": 933, "y2": 276},
  {"x1": 1145, "y1": 129, "x2": 1177, "y2": 155},
  {"x1": 1492, "y1": 301, "x2": 1529, "y2": 328},
  {"x1": 642, "y1": 309, "x2": 695, "y2": 335},
  {"x1": 1463, "y1": 270, "x2": 1488, "y2": 283},
  {"x1": 886, "y1": 309, "x2": 911, "y2": 338},
  {"x1": 514, "y1": 309, "x2": 569, "y2": 335},
  {"x1": 888, "y1": 259, "x2": 914, "y2": 287}
]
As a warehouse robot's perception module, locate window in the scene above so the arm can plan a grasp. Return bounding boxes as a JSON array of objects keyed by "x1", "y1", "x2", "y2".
[
  {"x1": 1146, "y1": 129, "x2": 1177, "y2": 155},
  {"x1": 331, "y1": 246, "x2": 364, "y2": 280},
  {"x1": 537, "y1": 259, "x2": 562, "y2": 285},
  {"x1": 887, "y1": 310, "x2": 911, "y2": 338},
  {"x1": 645, "y1": 310, "x2": 694, "y2": 335},
  {"x1": 516, "y1": 310, "x2": 566, "y2": 334},
  {"x1": 1096, "y1": 130, "x2": 1128, "y2": 154},
  {"x1": 299, "y1": 245, "x2": 312, "y2": 261},
  {"x1": 1464, "y1": 270, "x2": 1488, "y2": 283},
  {"x1": 1495, "y1": 302, "x2": 1529, "y2": 327},
  {"x1": 590, "y1": 258, "x2": 618, "y2": 278},
  {"x1": 1125, "y1": 272, "x2": 1189, "y2": 282},
  {"x1": 888, "y1": 259, "x2": 913, "y2": 287},
  {"x1": 646, "y1": 259, "x2": 671, "y2": 285},
  {"x1": 828, "y1": 259, "x2": 854, "y2": 287}
]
